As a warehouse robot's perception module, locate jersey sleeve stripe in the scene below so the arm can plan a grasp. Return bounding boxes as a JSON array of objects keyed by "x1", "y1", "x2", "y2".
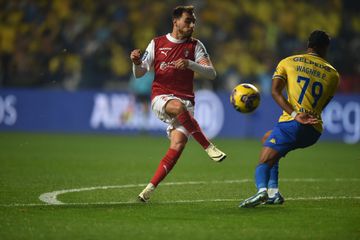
[
  {"x1": 273, "y1": 75, "x2": 287, "y2": 81},
  {"x1": 198, "y1": 59, "x2": 209, "y2": 65}
]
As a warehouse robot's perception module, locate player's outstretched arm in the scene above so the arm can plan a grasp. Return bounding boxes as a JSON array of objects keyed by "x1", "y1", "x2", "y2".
[
  {"x1": 174, "y1": 58, "x2": 216, "y2": 80},
  {"x1": 130, "y1": 49, "x2": 147, "y2": 78}
]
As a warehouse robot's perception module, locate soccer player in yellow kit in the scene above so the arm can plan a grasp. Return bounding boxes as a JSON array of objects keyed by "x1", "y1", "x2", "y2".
[{"x1": 239, "y1": 30, "x2": 340, "y2": 208}]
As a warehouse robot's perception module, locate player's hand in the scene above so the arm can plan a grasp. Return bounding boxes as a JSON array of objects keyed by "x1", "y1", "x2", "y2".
[
  {"x1": 130, "y1": 49, "x2": 142, "y2": 65},
  {"x1": 294, "y1": 112, "x2": 318, "y2": 125},
  {"x1": 174, "y1": 58, "x2": 189, "y2": 69}
]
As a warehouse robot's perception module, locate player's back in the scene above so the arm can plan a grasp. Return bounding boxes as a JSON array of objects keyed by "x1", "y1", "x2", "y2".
[{"x1": 274, "y1": 53, "x2": 340, "y2": 132}]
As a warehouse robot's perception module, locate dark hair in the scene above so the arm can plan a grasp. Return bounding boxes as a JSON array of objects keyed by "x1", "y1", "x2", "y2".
[
  {"x1": 172, "y1": 5, "x2": 195, "y2": 19},
  {"x1": 307, "y1": 30, "x2": 330, "y2": 49}
]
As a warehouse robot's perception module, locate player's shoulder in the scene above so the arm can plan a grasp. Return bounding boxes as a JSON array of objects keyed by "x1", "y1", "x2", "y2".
[
  {"x1": 189, "y1": 37, "x2": 200, "y2": 43},
  {"x1": 321, "y1": 60, "x2": 338, "y2": 75},
  {"x1": 276, "y1": 55, "x2": 297, "y2": 67},
  {"x1": 310, "y1": 54, "x2": 339, "y2": 77},
  {"x1": 326, "y1": 63, "x2": 339, "y2": 78},
  {"x1": 179, "y1": 37, "x2": 200, "y2": 50},
  {"x1": 329, "y1": 65, "x2": 340, "y2": 81}
]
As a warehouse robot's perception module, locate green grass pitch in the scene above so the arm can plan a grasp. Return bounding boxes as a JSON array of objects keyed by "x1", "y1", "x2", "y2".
[{"x1": 0, "y1": 133, "x2": 359, "y2": 239}]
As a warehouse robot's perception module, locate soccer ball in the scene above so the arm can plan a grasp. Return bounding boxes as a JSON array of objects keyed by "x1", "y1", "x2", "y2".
[{"x1": 230, "y1": 83, "x2": 260, "y2": 113}]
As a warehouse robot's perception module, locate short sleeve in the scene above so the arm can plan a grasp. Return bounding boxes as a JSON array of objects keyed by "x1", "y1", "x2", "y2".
[
  {"x1": 141, "y1": 40, "x2": 155, "y2": 71},
  {"x1": 194, "y1": 40, "x2": 210, "y2": 63},
  {"x1": 272, "y1": 59, "x2": 287, "y2": 81}
]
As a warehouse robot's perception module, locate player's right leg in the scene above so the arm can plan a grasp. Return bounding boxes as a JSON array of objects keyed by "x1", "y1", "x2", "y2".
[
  {"x1": 239, "y1": 147, "x2": 281, "y2": 208},
  {"x1": 165, "y1": 99, "x2": 226, "y2": 162},
  {"x1": 138, "y1": 129, "x2": 187, "y2": 202},
  {"x1": 263, "y1": 121, "x2": 320, "y2": 204},
  {"x1": 260, "y1": 131, "x2": 284, "y2": 204},
  {"x1": 266, "y1": 160, "x2": 285, "y2": 204}
]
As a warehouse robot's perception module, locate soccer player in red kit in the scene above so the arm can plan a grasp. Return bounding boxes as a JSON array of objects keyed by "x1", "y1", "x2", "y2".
[{"x1": 130, "y1": 5, "x2": 226, "y2": 202}]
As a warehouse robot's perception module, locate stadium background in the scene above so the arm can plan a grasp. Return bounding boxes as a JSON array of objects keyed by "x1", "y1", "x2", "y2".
[
  {"x1": 0, "y1": 0, "x2": 359, "y2": 143},
  {"x1": 0, "y1": 1, "x2": 360, "y2": 240}
]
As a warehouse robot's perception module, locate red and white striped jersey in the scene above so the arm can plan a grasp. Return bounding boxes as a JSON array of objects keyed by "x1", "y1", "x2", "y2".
[{"x1": 140, "y1": 33, "x2": 211, "y2": 104}]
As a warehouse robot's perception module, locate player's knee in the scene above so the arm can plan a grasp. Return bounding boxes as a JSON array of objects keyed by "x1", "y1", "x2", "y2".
[
  {"x1": 170, "y1": 139, "x2": 187, "y2": 151},
  {"x1": 259, "y1": 147, "x2": 279, "y2": 167},
  {"x1": 173, "y1": 102, "x2": 186, "y2": 115},
  {"x1": 166, "y1": 100, "x2": 186, "y2": 116},
  {"x1": 259, "y1": 156, "x2": 277, "y2": 167}
]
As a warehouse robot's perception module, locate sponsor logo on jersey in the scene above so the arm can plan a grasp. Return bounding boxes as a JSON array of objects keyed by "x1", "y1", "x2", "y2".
[
  {"x1": 293, "y1": 57, "x2": 331, "y2": 72},
  {"x1": 160, "y1": 61, "x2": 176, "y2": 70}
]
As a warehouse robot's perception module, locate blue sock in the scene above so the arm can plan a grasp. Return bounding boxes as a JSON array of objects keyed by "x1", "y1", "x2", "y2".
[
  {"x1": 255, "y1": 163, "x2": 271, "y2": 190},
  {"x1": 268, "y1": 161, "x2": 279, "y2": 189}
]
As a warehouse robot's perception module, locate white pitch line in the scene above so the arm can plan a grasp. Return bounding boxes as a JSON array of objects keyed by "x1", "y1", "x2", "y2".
[
  {"x1": 38, "y1": 178, "x2": 360, "y2": 205},
  {"x1": 39, "y1": 178, "x2": 360, "y2": 205},
  {"x1": 38, "y1": 181, "x2": 210, "y2": 205},
  {"x1": 39, "y1": 183, "x2": 148, "y2": 205},
  {"x1": 1, "y1": 196, "x2": 360, "y2": 208},
  {"x1": 1, "y1": 178, "x2": 359, "y2": 207}
]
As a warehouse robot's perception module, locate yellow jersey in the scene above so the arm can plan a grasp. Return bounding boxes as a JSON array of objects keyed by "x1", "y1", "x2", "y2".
[{"x1": 273, "y1": 53, "x2": 340, "y2": 132}]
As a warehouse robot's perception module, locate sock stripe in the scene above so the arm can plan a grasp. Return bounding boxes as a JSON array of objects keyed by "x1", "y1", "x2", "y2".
[
  {"x1": 163, "y1": 165, "x2": 168, "y2": 174},
  {"x1": 150, "y1": 148, "x2": 181, "y2": 187}
]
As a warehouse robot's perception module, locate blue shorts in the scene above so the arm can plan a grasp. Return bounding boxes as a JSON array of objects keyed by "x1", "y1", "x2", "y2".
[{"x1": 263, "y1": 120, "x2": 321, "y2": 157}]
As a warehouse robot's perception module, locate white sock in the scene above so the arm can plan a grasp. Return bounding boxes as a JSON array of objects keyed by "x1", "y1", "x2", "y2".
[
  {"x1": 258, "y1": 188, "x2": 267, "y2": 193},
  {"x1": 268, "y1": 188, "x2": 279, "y2": 198}
]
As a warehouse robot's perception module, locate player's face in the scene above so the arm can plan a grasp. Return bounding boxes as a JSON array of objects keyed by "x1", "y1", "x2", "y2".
[{"x1": 175, "y1": 12, "x2": 196, "y2": 38}]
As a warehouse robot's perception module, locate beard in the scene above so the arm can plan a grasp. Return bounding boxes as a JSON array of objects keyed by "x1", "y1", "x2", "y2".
[{"x1": 180, "y1": 28, "x2": 193, "y2": 38}]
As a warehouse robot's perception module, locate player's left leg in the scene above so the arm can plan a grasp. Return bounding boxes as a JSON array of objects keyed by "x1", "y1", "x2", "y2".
[{"x1": 138, "y1": 130, "x2": 187, "y2": 202}]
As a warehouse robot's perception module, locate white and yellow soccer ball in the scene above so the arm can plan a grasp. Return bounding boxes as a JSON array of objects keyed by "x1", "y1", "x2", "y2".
[{"x1": 230, "y1": 83, "x2": 260, "y2": 113}]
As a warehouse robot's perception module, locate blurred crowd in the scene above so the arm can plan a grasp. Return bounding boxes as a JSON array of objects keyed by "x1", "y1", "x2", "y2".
[{"x1": 0, "y1": 0, "x2": 359, "y2": 94}]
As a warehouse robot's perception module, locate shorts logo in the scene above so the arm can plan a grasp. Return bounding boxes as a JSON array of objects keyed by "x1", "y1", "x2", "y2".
[{"x1": 270, "y1": 138, "x2": 276, "y2": 144}]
